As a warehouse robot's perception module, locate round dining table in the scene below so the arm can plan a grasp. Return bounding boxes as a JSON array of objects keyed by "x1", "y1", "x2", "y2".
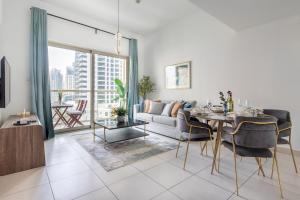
[{"x1": 193, "y1": 112, "x2": 235, "y2": 174}]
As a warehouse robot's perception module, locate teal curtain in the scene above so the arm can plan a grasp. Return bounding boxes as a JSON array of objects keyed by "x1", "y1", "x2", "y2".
[
  {"x1": 127, "y1": 39, "x2": 139, "y2": 120},
  {"x1": 30, "y1": 7, "x2": 54, "y2": 139}
]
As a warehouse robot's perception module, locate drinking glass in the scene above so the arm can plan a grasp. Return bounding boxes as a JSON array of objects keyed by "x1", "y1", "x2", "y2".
[{"x1": 206, "y1": 99, "x2": 212, "y2": 111}]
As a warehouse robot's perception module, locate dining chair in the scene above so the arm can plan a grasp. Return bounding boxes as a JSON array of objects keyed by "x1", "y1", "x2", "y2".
[
  {"x1": 220, "y1": 115, "x2": 283, "y2": 198},
  {"x1": 67, "y1": 100, "x2": 88, "y2": 127},
  {"x1": 263, "y1": 109, "x2": 298, "y2": 175},
  {"x1": 176, "y1": 109, "x2": 214, "y2": 169}
]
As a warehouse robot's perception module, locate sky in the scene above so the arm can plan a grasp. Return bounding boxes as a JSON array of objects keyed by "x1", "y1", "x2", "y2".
[{"x1": 48, "y1": 46, "x2": 76, "y2": 77}]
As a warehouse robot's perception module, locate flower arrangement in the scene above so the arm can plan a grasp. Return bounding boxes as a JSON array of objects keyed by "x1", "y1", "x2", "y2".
[
  {"x1": 219, "y1": 91, "x2": 232, "y2": 105},
  {"x1": 219, "y1": 91, "x2": 233, "y2": 115}
]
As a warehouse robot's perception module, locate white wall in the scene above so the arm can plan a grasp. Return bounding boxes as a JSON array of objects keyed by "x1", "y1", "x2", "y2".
[
  {"x1": 0, "y1": 0, "x2": 144, "y2": 122},
  {"x1": 0, "y1": 0, "x2": 3, "y2": 122},
  {"x1": 0, "y1": 0, "x2": 2, "y2": 25},
  {"x1": 144, "y1": 10, "x2": 300, "y2": 150}
]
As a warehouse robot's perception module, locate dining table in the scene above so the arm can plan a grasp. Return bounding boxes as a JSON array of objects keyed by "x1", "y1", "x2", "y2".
[
  {"x1": 193, "y1": 112, "x2": 235, "y2": 174},
  {"x1": 52, "y1": 103, "x2": 73, "y2": 128}
]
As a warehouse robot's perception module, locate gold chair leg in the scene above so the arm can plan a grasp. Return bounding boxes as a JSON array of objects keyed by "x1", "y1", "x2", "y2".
[
  {"x1": 205, "y1": 141, "x2": 208, "y2": 156},
  {"x1": 217, "y1": 142, "x2": 221, "y2": 172},
  {"x1": 200, "y1": 142, "x2": 204, "y2": 155},
  {"x1": 255, "y1": 157, "x2": 265, "y2": 177},
  {"x1": 232, "y1": 142, "x2": 239, "y2": 196},
  {"x1": 271, "y1": 156, "x2": 275, "y2": 179},
  {"x1": 201, "y1": 142, "x2": 207, "y2": 155},
  {"x1": 289, "y1": 142, "x2": 298, "y2": 173},
  {"x1": 274, "y1": 153, "x2": 284, "y2": 198},
  {"x1": 176, "y1": 141, "x2": 181, "y2": 158},
  {"x1": 209, "y1": 139, "x2": 218, "y2": 171},
  {"x1": 183, "y1": 140, "x2": 190, "y2": 170}
]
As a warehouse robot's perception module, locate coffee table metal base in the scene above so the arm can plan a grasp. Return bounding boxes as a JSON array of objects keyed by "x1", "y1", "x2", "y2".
[{"x1": 94, "y1": 127, "x2": 149, "y2": 144}]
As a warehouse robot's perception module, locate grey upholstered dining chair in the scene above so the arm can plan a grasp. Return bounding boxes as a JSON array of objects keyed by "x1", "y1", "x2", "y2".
[
  {"x1": 176, "y1": 109, "x2": 214, "y2": 169},
  {"x1": 220, "y1": 115, "x2": 283, "y2": 198},
  {"x1": 263, "y1": 109, "x2": 298, "y2": 175}
]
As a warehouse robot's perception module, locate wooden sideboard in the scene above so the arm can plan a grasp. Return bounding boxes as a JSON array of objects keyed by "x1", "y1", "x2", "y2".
[{"x1": 0, "y1": 115, "x2": 45, "y2": 176}]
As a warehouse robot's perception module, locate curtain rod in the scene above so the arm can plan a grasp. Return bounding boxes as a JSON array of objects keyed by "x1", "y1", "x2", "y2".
[{"x1": 46, "y1": 13, "x2": 132, "y2": 41}]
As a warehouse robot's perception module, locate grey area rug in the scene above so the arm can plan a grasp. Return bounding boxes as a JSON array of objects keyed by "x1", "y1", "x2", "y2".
[{"x1": 73, "y1": 132, "x2": 178, "y2": 171}]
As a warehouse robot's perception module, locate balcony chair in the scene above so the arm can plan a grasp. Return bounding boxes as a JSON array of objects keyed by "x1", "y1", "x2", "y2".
[
  {"x1": 220, "y1": 115, "x2": 283, "y2": 198},
  {"x1": 176, "y1": 109, "x2": 214, "y2": 169},
  {"x1": 263, "y1": 109, "x2": 298, "y2": 175},
  {"x1": 67, "y1": 100, "x2": 88, "y2": 128}
]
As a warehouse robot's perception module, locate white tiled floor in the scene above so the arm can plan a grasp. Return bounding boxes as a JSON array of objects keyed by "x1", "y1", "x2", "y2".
[{"x1": 1, "y1": 130, "x2": 300, "y2": 200}]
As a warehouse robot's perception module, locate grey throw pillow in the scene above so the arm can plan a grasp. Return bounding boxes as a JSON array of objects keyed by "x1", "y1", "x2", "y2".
[
  {"x1": 148, "y1": 102, "x2": 165, "y2": 115},
  {"x1": 161, "y1": 102, "x2": 175, "y2": 116}
]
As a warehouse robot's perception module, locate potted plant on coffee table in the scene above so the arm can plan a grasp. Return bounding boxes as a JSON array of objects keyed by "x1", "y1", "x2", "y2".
[{"x1": 112, "y1": 107, "x2": 127, "y2": 123}]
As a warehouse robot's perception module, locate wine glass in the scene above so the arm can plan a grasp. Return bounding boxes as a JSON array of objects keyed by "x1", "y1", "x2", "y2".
[
  {"x1": 206, "y1": 99, "x2": 212, "y2": 111},
  {"x1": 237, "y1": 99, "x2": 242, "y2": 107},
  {"x1": 244, "y1": 99, "x2": 249, "y2": 108}
]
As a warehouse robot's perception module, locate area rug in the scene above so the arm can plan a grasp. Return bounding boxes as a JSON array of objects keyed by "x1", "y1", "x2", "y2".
[{"x1": 73, "y1": 132, "x2": 178, "y2": 171}]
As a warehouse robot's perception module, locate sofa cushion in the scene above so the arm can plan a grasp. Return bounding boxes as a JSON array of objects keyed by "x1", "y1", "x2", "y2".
[
  {"x1": 161, "y1": 101, "x2": 175, "y2": 116},
  {"x1": 153, "y1": 115, "x2": 176, "y2": 127},
  {"x1": 144, "y1": 99, "x2": 151, "y2": 113},
  {"x1": 149, "y1": 102, "x2": 165, "y2": 115},
  {"x1": 136, "y1": 113, "x2": 153, "y2": 122}
]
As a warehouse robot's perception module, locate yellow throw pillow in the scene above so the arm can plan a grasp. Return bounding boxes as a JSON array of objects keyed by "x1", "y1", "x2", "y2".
[{"x1": 171, "y1": 102, "x2": 183, "y2": 117}]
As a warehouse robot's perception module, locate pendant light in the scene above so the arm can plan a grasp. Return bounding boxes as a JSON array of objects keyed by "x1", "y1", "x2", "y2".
[{"x1": 115, "y1": 0, "x2": 122, "y2": 55}]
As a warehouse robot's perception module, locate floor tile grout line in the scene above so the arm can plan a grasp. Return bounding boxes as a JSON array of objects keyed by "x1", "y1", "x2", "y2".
[
  {"x1": 140, "y1": 169, "x2": 192, "y2": 200},
  {"x1": 61, "y1": 154, "x2": 121, "y2": 200},
  {"x1": 45, "y1": 169, "x2": 56, "y2": 200},
  {"x1": 91, "y1": 166, "x2": 141, "y2": 187},
  {"x1": 0, "y1": 168, "x2": 52, "y2": 199},
  {"x1": 71, "y1": 187, "x2": 107, "y2": 200},
  {"x1": 0, "y1": 182, "x2": 51, "y2": 199},
  {"x1": 43, "y1": 131, "x2": 300, "y2": 200},
  {"x1": 75, "y1": 154, "x2": 121, "y2": 200}
]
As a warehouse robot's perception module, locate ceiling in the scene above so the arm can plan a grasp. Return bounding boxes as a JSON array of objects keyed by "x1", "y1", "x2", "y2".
[
  {"x1": 41, "y1": 0, "x2": 300, "y2": 35},
  {"x1": 190, "y1": 0, "x2": 300, "y2": 30},
  {"x1": 40, "y1": 0, "x2": 199, "y2": 35}
]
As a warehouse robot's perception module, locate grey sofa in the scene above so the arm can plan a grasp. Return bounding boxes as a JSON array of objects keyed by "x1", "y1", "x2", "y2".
[{"x1": 133, "y1": 100, "x2": 197, "y2": 139}]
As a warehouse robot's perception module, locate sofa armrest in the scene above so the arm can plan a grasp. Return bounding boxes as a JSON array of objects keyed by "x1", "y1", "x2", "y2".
[{"x1": 133, "y1": 104, "x2": 141, "y2": 120}]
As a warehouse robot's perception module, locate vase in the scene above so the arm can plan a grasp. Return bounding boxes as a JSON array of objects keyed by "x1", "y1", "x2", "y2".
[
  {"x1": 117, "y1": 116, "x2": 125, "y2": 123},
  {"x1": 223, "y1": 103, "x2": 228, "y2": 116}
]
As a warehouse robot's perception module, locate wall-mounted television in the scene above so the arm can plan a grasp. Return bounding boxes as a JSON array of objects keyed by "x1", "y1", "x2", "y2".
[{"x1": 0, "y1": 56, "x2": 11, "y2": 108}]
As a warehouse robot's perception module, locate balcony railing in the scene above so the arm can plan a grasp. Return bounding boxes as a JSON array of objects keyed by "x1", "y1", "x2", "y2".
[{"x1": 51, "y1": 89, "x2": 120, "y2": 130}]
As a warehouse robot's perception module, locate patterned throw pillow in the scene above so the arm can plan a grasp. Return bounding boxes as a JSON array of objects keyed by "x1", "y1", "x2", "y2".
[{"x1": 171, "y1": 102, "x2": 183, "y2": 117}]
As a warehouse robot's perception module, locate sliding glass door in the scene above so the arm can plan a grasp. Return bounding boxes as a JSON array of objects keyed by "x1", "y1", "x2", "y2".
[
  {"x1": 48, "y1": 43, "x2": 127, "y2": 132},
  {"x1": 93, "y1": 53, "x2": 127, "y2": 119}
]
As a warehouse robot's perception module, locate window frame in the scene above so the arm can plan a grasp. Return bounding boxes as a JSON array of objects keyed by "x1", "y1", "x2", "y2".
[{"x1": 48, "y1": 41, "x2": 129, "y2": 133}]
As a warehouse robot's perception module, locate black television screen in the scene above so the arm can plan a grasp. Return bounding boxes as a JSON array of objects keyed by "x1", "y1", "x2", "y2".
[{"x1": 0, "y1": 56, "x2": 11, "y2": 108}]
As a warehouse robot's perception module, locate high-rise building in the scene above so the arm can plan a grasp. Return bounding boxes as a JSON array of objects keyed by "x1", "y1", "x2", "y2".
[
  {"x1": 65, "y1": 66, "x2": 75, "y2": 90},
  {"x1": 94, "y1": 55, "x2": 125, "y2": 118},
  {"x1": 50, "y1": 68, "x2": 63, "y2": 102},
  {"x1": 72, "y1": 51, "x2": 125, "y2": 118},
  {"x1": 74, "y1": 52, "x2": 89, "y2": 100},
  {"x1": 64, "y1": 66, "x2": 75, "y2": 102},
  {"x1": 50, "y1": 68, "x2": 63, "y2": 90}
]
